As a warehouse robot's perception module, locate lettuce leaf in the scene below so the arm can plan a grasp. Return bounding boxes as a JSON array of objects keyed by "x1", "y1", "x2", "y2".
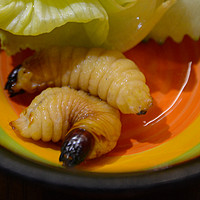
[
  {"x1": 148, "y1": 0, "x2": 200, "y2": 43},
  {"x1": 0, "y1": 0, "x2": 176, "y2": 55},
  {"x1": 0, "y1": 0, "x2": 108, "y2": 35}
]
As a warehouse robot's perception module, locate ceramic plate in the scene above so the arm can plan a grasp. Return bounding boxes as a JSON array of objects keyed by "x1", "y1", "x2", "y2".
[{"x1": 1, "y1": 36, "x2": 200, "y2": 173}]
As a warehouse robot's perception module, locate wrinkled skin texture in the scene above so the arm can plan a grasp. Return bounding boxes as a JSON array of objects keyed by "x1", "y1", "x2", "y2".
[
  {"x1": 10, "y1": 87, "x2": 121, "y2": 165},
  {"x1": 5, "y1": 46, "x2": 152, "y2": 114}
]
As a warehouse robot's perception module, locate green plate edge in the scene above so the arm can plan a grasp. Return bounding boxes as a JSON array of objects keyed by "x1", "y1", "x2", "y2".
[{"x1": 0, "y1": 126, "x2": 60, "y2": 168}]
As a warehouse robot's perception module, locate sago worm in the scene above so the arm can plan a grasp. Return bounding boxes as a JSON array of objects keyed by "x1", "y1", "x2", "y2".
[
  {"x1": 10, "y1": 87, "x2": 121, "y2": 166},
  {"x1": 5, "y1": 46, "x2": 152, "y2": 114}
]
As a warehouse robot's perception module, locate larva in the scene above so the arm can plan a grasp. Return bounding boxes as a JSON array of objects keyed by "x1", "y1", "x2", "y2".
[
  {"x1": 5, "y1": 46, "x2": 152, "y2": 114},
  {"x1": 10, "y1": 87, "x2": 121, "y2": 166}
]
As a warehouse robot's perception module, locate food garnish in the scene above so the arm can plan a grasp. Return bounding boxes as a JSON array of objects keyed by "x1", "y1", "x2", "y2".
[
  {"x1": 149, "y1": 0, "x2": 200, "y2": 43},
  {"x1": 0, "y1": 0, "x2": 176, "y2": 55}
]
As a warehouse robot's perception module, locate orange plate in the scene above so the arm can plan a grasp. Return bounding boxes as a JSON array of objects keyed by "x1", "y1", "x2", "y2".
[{"x1": 1, "y1": 36, "x2": 200, "y2": 173}]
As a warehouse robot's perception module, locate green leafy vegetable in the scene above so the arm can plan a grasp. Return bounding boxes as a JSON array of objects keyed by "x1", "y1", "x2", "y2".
[
  {"x1": 0, "y1": 0, "x2": 175, "y2": 55},
  {"x1": 149, "y1": 0, "x2": 200, "y2": 43}
]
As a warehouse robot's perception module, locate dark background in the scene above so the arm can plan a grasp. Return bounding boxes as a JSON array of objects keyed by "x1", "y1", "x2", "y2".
[
  {"x1": 1, "y1": 168, "x2": 200, "y2": 200},
  {"x1": 1, "y1": 145, "x2": 200, "y2": 200}
]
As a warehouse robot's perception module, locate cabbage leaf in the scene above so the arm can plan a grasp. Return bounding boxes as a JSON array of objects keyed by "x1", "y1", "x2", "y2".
[
  {"x1": 0, "y1": 0, "x2": 176, "y2": 55},
  {"x1": 148, "y1": 0, "x2": 200, "y2": 43}
]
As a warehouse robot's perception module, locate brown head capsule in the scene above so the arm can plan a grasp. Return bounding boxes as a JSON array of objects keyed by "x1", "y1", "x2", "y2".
[
  {"x1": 59, "y1": 128, "x2": 94, "y2": 167},
  {"x1": 5, "y1": 64, "x2": 25, "y2": 97}
]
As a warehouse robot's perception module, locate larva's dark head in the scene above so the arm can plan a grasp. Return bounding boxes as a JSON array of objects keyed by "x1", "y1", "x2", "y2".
[
  {"x1": 137, "y1": 110, "x2": 147, "y2": 115},
  {"x1": 4, "y1": 65, "x2": 24, "y2": 97},
  {"x1": 59, "y1": 128, "x2": 94, "y2": 167}
]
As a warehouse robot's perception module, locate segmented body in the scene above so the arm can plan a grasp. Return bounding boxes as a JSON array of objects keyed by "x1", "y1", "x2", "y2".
[
  {"x1": 10, "y1": 87, "x2": 121, "y2": 160},
  {"x1": 8, "y1": 46, "x2": 152, "y2": 114}
]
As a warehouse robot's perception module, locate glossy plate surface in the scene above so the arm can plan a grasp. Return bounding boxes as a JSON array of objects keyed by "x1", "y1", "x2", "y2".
[{"x1": 0, "y1": 36, "x2": 200, "y2": 173}]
